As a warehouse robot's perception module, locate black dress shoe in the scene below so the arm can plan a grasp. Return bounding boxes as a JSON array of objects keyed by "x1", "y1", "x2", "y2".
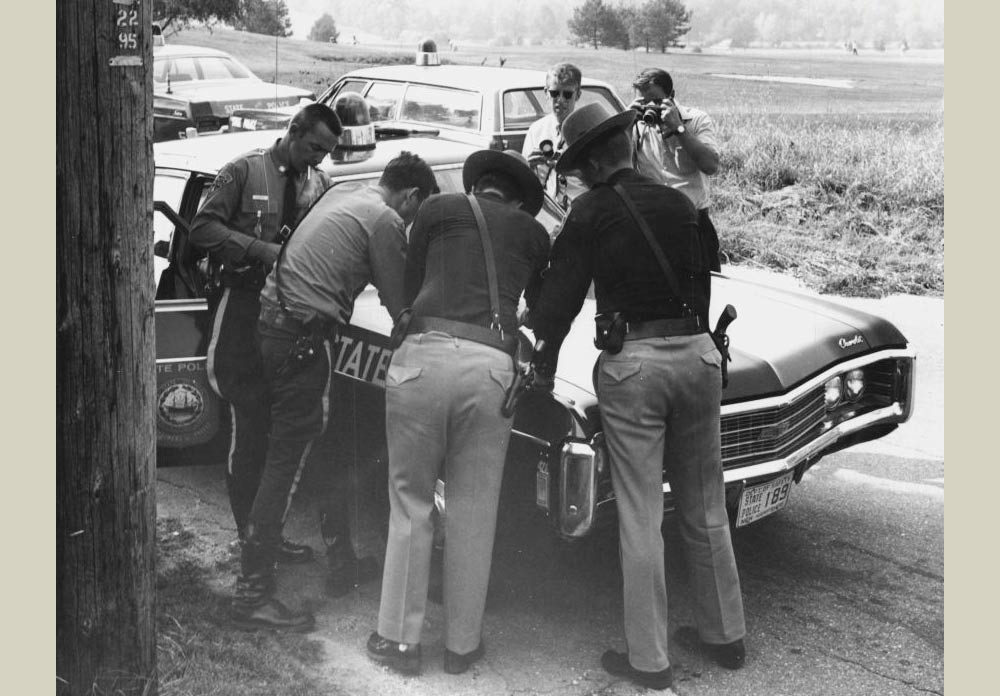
[
  {"x1": 601, "y1": 650, "x2": 673, "y2": 690},
  {"x1": 444, "y1": 641, "x2": 485, "y2": 674},
  {"x1": 276, "y1": 538, "x2": 315, "y2": 564},
  {"x1": 674, "y1": 626, "x2": 746, "y2": 670},
  {"x1": 366, "y1": 631, "x2": 421, "y2": 674},
  {"x1": 230, "y1": 598, "x2": 315, "y2": 633}
]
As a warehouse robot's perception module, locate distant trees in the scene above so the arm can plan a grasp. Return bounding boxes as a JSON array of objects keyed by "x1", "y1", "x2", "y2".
[
  {"x1": 568, "y1": 0, "x2": 690, "y2": 51},
  {"x1": 309, "y1": 13, "x2": 340, "y2": 43},
  {"x1": 153, "y1": 0, "x2": 241, "y2": 31},
  {"x1": 234, "y1": 0, "x2": 293, "y2": 36},
  {"x1": 153, "y1": 0, "x2": 292, "y2": 36}
]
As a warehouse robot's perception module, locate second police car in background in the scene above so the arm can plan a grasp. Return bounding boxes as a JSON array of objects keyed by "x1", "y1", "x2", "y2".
[{"x1": 154, "y1": 86, "x2": 915, "y2": 540}]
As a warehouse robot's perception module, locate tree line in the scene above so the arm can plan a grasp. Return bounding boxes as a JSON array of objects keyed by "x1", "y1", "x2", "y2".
[{"x1": 568, "y1": 0, "x2": 689, "y2": 51}]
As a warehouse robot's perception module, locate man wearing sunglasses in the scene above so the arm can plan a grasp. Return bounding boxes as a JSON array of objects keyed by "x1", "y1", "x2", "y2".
[{"x1": 522, "y1": 62, "x2": 587, "y2": 207}]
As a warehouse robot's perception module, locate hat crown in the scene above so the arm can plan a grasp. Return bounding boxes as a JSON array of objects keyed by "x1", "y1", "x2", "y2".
[{"x1": 561, "y1": 102, "x2": 616, "y2": 150}]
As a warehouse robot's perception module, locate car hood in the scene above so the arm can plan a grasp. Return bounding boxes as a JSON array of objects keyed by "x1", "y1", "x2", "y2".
[
  {"x1": 155, "y1": 80, "x2": 313, "y2": 113},
  {"x1": 550, "y1": 272, "x2": 910, "y2": 405}
]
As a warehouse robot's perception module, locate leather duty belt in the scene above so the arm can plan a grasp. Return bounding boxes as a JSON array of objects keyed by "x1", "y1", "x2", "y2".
[
  {"x1": 407, "y1": 315, "x2": 517, "y2": 356},
  {"x1": 625, "y1": 316, "x2": 702, "y2": 341},
  {"x1": 258, "y1": 300, "x2": 337, "y2": 338}
]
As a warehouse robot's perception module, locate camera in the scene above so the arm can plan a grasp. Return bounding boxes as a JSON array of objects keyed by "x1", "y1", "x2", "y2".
[
  {"x1": 631, "y1": 99, "x2": 668, "y2": 127},
  {"x1": 538, "y1": 139, "x2": 558, "y2": 159}
]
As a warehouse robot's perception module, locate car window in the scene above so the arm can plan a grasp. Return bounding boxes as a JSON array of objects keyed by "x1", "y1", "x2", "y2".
[
  {"x1": 153, "y1": 56, "x2": 254, "y2": 84},
  {"x1": 502, "y1": 89, "x2": 546, "y2": 130},
  {"x1": 510, "y1": 86, "x2": 623, "y2": 127},
  {"x1": 153, "y1": 171, "x2": 190, "y2": 286},
  {"x1": 196, "y1": 56, "x2": 253, "y2": 80},
  {"x1": 337, "y1": 80, "x2": 369, "y2": 96},
  {"x1": 400, "y1": 85, "x2": 480, "y2": 130},
  {"x1": 363, "y1": 82, "x2": 404, "y2": 121}
]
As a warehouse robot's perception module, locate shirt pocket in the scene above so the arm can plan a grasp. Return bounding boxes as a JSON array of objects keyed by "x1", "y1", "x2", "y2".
[
  {"x1": 386, "y1": 364, "x2": 423, "y2": 387},
  {"x1": 241, "y1": 194, "x2": 277, "y2": 237}
]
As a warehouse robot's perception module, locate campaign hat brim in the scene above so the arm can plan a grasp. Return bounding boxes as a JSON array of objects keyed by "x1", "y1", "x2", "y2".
[
  {"x1": 463, "y1": 149, "x2": 545, "y2": 217},
  {"x1": 556, "y1": 109, "x2": 637, "y2": 174}
]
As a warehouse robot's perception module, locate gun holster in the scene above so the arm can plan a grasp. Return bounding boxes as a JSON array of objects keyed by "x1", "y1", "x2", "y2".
[
  {"x1": 710, "y1": 332, "x2": 731, "y2": 389},
  {"x1": 594, "y1": 312, "x2": 627, "y2": 354}
]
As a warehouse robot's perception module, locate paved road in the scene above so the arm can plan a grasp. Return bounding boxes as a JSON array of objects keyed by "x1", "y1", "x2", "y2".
[{"x1": 157, "y1": 272, "x2": 945, "y2": 695}]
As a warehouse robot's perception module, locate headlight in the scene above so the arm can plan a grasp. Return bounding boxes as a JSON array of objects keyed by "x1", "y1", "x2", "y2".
[
  {"x1": 844, "y1": 369, "x2": 865, "y2": 401},
  {"x1": 824, "y1": 376, "x2": 843, "y2": 410}
]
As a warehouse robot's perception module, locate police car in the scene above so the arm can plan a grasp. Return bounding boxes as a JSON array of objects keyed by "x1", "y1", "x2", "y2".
[
  {"x1": 154, "y1": 112, "x2": 915, "y2": 538},
  {"x1": 153, "y1": 44, "x2": 315, "y2": 142},
  {"x1": 231, "y1": 40, "x2": 626, "y2": 153}
]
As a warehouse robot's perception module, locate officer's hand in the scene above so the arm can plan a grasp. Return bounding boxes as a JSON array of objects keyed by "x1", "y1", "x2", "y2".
[{"x1": 250, "y1": 240, "x2": 281, "y2": 267}]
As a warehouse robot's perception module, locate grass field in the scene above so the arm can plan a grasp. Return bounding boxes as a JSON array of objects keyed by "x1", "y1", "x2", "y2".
[{"x1": 164, "y1": 27, "x2": 944, "y2": 297}]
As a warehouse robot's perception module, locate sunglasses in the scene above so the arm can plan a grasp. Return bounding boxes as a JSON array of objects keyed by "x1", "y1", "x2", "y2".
[{"x1": 547, "y1": 89, "x2": 577, "y2": 100}]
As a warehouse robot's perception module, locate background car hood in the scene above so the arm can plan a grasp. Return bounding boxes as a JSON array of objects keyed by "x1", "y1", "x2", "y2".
[
  {"x1": 156, "y1": 81, "x2": 312, "y2": 113},
  {"x1": 550, "y1": 272, "x2": 910, "y2": 405}
]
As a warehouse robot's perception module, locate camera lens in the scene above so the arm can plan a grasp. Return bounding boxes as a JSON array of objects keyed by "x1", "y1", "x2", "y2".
[
  {"x1": 539, "y1": 139, "x2": 555, "y2": 158},
  {"x1": 642, "y1": 109, "x2": 659, "y2": 125}
]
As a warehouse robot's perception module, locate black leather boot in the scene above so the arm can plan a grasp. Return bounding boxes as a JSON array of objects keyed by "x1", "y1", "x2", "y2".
[{"x1": 231, "y1": 535, "x2": 314, "y2": 632}]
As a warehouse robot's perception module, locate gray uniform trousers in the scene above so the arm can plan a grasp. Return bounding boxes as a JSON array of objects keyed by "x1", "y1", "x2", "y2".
[
  {"x1": 597, "y1": 331, "x2": 746, "y2": 673},
  {"x1": 377, "y1": 331, "x2": 514, "y2": 653}
]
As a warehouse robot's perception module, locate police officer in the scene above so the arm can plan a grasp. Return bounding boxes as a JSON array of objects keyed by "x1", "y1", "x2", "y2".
[
  {"x1": 529, "y1": 103, "x2": 746, "y2": 690},
  {"x1": 190, "y1": 103, "x2": 341, "y2": 563},
  {"x1": 232, "y1": 151, "x2": 439, "y2": 633},
  {"x1": 367, "y1": 151, "x2": 549, "y2": 674}
]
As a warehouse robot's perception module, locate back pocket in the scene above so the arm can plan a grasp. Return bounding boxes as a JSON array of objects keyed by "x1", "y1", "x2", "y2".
[{"x1": 386, "y1": 364, "x2": 422, "y2": 387}]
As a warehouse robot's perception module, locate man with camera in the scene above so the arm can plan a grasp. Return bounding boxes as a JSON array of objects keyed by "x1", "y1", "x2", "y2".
[
  {"x1": 630, "y1": 68, "x2": 723, "y2": 297},
  {"x1": 528, "y1": 102, "x2": 746, "y2": 690},
  {"x1": 522, "y1": 62, "x2": 587, "y2": 207},
  {"x1": 230, "y1": 152, "x2": 439, "y2": 633},
  {"x1": 190, "y1": 103, "x2": 340, "y2": 567}
]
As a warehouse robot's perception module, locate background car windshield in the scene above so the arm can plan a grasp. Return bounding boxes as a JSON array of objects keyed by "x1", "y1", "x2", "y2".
[
  {"x1": 502, "y1": 87, "x2": 622, "y2": 130},
  {"x1": 400, "y1": 85, "x2": 481, "y2": 130},
  {"x1": 154, "y1": 56, "x2": 255, "y2": 84}
]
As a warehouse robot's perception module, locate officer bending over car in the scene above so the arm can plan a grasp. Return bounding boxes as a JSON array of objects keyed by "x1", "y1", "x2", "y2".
[
  {"x1": 231, "y1": 151, "x2": 439, "y2": 632},
  {"x1": 367, "y1": 150, "x2": 549, "y2": 674},
  {"x1": 190, "y1": 103, "x2": 340, "y2": 565},
  {"x1": 528, "y1": 102, "x2": 747, "y2": 690}
]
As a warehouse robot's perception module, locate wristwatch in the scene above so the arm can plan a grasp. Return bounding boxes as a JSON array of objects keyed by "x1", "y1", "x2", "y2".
[{"x1": 674, "y1": 124, "x2": 686, "y2": 136}]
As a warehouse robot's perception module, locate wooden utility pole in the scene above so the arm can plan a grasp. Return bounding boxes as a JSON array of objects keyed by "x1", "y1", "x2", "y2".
[{"x1": 56, "y1": 0, "x2": 157, "y2": 693}]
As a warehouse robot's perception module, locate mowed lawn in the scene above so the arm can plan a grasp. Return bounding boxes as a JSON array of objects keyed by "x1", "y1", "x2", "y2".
[{"x1": 163, "y1": 28, "x2": 945, "y2": 296}]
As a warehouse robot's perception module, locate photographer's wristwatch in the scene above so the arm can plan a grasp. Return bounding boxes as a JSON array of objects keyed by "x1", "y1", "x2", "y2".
[{"x1": 673, "y1": 124, "x2": 686, "y2": 136}]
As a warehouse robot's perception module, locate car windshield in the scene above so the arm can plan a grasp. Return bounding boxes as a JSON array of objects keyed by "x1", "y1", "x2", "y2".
[
  {"x1": 153, "y1": 55, "x2": 255, "y2": 84},
  {"x1": 399, "y1": 85, "x2": 481, "y2": 130}
]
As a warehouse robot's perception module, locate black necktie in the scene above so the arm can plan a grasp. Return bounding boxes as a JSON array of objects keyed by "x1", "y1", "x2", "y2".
[{"x1": 280, "y1": 169, "x2": 298, "y2": 232}]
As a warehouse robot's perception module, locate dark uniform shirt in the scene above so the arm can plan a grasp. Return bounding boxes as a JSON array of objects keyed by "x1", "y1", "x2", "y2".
[
  {"x1": 405, "y1": 191, "x2": 550, "y2": 338},
  {"x1": 190, "y1": 138, "x2": 330, "y2": 269},
  {"x1": 529, "y1": 168, "x2": 706, "y2": 352}
]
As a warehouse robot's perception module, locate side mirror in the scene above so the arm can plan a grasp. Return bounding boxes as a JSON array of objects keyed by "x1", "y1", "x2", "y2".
[{"x1": 154, "y1": 239, "x2": 170, "y2": 258}]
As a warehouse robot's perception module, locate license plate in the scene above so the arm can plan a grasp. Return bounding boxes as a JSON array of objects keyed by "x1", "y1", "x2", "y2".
[{"x1": 736, "y1": 471, "x2": 793, "y2": 527}]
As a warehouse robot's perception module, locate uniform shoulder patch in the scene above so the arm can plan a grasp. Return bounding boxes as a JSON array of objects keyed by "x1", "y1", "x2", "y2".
[{"x1": 208, "y1": 163, "x2": 237, "y2": 193}]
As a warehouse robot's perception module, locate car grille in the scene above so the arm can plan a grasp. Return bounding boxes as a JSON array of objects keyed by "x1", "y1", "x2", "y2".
[
  {"x1": 721, "y1": 391, "x2": 825, "y2": 467},
  {"x1": 720, "y1": 357, "x2": 902, "y2": 469}
]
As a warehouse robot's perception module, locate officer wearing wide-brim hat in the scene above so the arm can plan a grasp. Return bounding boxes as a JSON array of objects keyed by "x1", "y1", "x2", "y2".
[
  {"x1": 530, "y1": 101, "x2": 747, "y2": 690},
  {"x1": 368, "y1": 148, "x2": 550, "y2": 676}
]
